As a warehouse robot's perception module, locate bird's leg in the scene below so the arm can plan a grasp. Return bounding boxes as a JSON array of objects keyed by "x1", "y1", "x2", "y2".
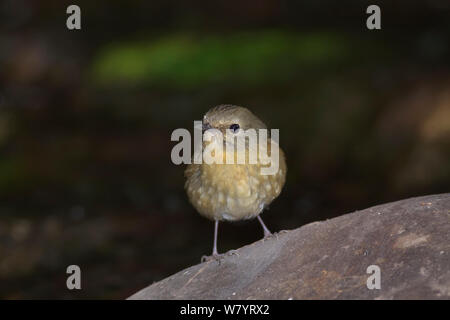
[
  {"x1": 257, "y1": 215, "x2": 272, "y2": 238},
  {"x1": 201, "y1": 220, "x2": 222, "y2": 263},
  {"x1": 212, "y1": 220, "x2": 219, "y2": 256}
]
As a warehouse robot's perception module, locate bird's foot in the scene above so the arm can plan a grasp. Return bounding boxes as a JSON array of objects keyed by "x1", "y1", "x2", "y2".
[
  {"x1": 225, "y1": 249, "x2": 239, "y2": 257},
  {"x1": 201, "y1": 253, "x2": 225, "y2": 264},
  {"x1": 260, "y1": 233, "x2": 273, "y2": 242},
  {"x1": 201, "y1": 249, "x2": 238, "y2": 264},
  {"x1": 261, "y1": 230, "x2": 288, "y2": 242}
]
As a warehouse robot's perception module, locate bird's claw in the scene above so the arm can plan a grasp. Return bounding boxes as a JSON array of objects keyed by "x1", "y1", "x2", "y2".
[
  {"x1": 226, "y1": 249, "x2": 239, "y2": 257},
  {"x1": 261, "y1": 232, "x2": 274, "y2": 242},
  {"x1": 201, "y1": 253, "x2": 225, "y2": 264},
  {"x1": 201, "y1": 249, "x2": 239, "y2": 264},
  {"x1": 261, "y1": 230, "x2": 288, "y2": 242}
]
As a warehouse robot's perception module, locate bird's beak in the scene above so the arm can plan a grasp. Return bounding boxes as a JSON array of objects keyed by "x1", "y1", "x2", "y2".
[{"x1": 202, "y1": 122, "x2": 212, "y2": 133}]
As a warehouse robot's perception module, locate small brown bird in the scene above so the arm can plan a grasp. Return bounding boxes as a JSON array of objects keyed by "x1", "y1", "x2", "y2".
[{"x1": 185, "y1": 105, "x2": 287, "y2": 259}]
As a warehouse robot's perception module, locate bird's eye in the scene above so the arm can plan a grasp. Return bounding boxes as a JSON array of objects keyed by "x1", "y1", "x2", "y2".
[{"x1": 229, "y1": 123, "x2": 240, "y2": 133}]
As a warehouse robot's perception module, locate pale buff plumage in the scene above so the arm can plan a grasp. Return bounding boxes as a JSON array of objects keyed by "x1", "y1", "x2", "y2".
[{"x1": 184, "y1": 105, "x2": 286, "y2": 257}]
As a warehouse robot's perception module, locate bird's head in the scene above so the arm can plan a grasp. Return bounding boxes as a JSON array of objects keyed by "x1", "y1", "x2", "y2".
[
  {"x1": 200, "y1": 105, "x2": 268, "y2": 160},
  {"x1": 202, "y1": 105, "x2": 267, "y2": 135}
]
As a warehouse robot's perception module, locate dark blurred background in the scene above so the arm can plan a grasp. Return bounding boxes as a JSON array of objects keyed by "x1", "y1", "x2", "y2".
[{"x1": 0, "y1": 0, "x2": 449, "y2": 298}]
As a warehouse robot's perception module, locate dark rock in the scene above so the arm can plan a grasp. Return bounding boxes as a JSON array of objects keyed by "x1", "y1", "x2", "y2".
[{"x1": 129, "y1": 194, "x2": 450, "y2": 299}]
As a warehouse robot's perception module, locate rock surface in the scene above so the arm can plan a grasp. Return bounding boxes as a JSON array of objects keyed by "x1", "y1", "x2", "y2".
[{"x1": 129, "y1": 194, "x2": 450, "y2": 299}]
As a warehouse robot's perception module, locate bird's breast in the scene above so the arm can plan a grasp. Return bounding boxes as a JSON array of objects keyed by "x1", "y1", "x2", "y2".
[{"x1": 185, "y1": 149, "x2": 286, "y2": 221}]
